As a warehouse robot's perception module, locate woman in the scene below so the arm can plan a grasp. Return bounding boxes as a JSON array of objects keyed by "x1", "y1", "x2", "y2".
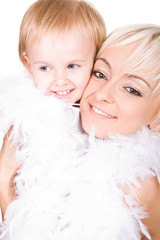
[
  {"x1": 80, "y1": 24, "x2": 160, "y2": 239},
  {"x1": 1, "y1": 24, "x2": 160, "y2": 239}
]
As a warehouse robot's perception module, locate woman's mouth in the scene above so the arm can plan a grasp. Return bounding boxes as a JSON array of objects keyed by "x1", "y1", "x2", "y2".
[{"x1": 90, "y1": 104, "x2": 116, "y2": 119}]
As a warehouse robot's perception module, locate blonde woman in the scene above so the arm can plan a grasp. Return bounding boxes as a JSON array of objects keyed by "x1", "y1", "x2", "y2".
[{"x1": 80, "y1": 24, "x2": 160, "y2": 239}]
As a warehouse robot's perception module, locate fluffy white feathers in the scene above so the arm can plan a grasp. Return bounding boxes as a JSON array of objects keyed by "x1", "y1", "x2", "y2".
[{"x1": 0, "y1": 75, "x2": 160, "y2": 240}]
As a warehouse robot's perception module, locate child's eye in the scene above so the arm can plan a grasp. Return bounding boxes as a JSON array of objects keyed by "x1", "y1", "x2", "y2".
[
  {"x1": 124, "y1": 87, "x2": 142, "y2": 97},
  {"x1": 40, "y1": 66, "x2": 50, "y2": 71},
  {"x1": 92, "y1": 70, "x2": 108, "y2": 80},
  {"x1": 68, "y1": 64, "x2": 78, "y2": 69}
]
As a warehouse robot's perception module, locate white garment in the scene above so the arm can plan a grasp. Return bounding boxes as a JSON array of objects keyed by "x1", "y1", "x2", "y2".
[{"x1": 0, "y1": 75, "x2": 160, "y2": 240}]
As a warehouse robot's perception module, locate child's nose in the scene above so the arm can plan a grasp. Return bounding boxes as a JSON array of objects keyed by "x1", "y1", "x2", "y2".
[{"x1": 53, "y1": 72, "x2": 68, "y2": 86}]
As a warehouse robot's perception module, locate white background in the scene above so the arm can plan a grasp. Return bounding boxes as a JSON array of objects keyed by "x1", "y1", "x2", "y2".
[
  {"x1": 0, "y1": 0, "x2": 159, "y2": 223},
  {"x1": 0, "y1": 0, "x2": 159, "y2": 76}
]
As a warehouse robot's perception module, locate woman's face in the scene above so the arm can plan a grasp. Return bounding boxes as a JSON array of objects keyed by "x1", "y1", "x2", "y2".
[{"x1": 80, "y1": 43, "x2": 160, "y2": 138}]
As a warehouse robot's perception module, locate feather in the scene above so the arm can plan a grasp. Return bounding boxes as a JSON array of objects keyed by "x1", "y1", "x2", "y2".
[{"x1": 0, "y1": 74, "x2": 160, "y2": 239}]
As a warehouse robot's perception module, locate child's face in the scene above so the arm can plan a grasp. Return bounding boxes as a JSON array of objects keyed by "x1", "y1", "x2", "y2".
[
  {"x1": 24, "y1": 29, "x2": 96, "y2": 103},
  {"x1": 80, "y1": 43, "x2": 160, "y2": 138}
]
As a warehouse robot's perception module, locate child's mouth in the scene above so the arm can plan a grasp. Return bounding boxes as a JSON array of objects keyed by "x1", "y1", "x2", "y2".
[{"x1": 54, "y1": 89, "x2": 73, "y2": 97}]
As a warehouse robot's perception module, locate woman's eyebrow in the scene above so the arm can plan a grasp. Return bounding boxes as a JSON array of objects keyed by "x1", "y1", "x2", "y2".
[
  {"x1": 95, "y1": 59, "x2": 151, "y2": 88},
  {"x1": 126, "y1": 74, "x2": 151, "y2": 88},
  {"x1": 96, "y1": 58, "x2": 111, "y2": 69}
]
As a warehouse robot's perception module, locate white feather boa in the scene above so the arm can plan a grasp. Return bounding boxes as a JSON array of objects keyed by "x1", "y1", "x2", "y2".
[{"x1": 0, "y1": 75, "x2": 160, "y2": 240}]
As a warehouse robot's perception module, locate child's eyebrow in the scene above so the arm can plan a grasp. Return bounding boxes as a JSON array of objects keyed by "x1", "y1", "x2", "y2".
[
  {"x1": 34, "y1": 61, "x2": 50, "y2": 65},
  {"x1": 126, "y1": 74, "x2": 151, "y2": 88}
]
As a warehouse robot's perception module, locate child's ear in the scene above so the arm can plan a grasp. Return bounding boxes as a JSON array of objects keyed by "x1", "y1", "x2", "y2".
[
  {"x1": 149, "y1": 119, "x2": 160, "y2": 132},
  {"x1": 23, "y1": 55, "x2": 32, "y2": 75}
]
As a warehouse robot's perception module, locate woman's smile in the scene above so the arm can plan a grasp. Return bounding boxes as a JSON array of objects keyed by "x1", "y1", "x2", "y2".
[{"x1": 90, "y1": 104, "x2": 116, "y2": 119}]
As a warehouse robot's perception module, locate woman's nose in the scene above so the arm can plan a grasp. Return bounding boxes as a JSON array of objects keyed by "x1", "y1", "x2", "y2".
[{"x1": 95, "y1": 82, "x2": 115, "y2": 104}]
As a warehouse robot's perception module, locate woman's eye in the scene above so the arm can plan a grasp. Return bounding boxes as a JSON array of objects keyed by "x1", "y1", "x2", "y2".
[
  {"x1": 68, "y1": 64, "x2": 78, "y2": 69},
  {"x1": 92, "y1": 70, "x2": 107, "y2": 80},
  {"x1": 40, "y1": 66, "x2": 50, "y2": 71},
  {"x1": 125, "y1": 87, "x2": 142, "y2": 97}
]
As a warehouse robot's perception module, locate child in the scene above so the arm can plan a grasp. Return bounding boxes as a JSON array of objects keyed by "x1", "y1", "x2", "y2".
[
  {"x1": 0, "y1": 0, "x2": 106, "y2": 236},
  {"x1": 18, "y1": 0, "x2": 106, "y2": 103},
  {"x1": 0, "y1": 0, "x2": 106, "y2": 205}
]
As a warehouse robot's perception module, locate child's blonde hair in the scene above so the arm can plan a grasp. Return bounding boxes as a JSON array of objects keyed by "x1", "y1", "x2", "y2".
[
  {"x1": 19, "y1": 0, "x2": 106, "y2": 64},
  {"x1": 98, "y1": 24, "x2": 160, "y2": 126}
]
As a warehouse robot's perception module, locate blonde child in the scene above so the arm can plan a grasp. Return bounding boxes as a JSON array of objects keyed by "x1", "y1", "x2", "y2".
[
  {"x1": 19, "y1": 0, "x2": 106, "y2": 103},
  {"x1": 0, "y1": 0, "x2": 106, "y2": 227}
]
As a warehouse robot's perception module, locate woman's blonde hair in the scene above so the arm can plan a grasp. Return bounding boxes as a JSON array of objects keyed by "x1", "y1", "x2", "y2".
[{"x1": 19, "y1": 0, "x2": 106, "y2": 64}]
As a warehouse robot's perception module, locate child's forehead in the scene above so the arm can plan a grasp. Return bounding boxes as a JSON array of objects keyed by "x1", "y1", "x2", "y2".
[
  {"x1": 25, "y1": 26, "x2": 96, "y2": 62},
  {"x1": 26, "y1": 26, "x2": 94, "y2": 46}
]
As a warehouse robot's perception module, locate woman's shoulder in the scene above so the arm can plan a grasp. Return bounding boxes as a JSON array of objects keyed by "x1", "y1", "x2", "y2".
[
  {"x1": 127, "y1": 176, "x2": 160, "y2": 239},
  {"x1": 125, "y1": 176, "x2": 160, "y2": 206}
]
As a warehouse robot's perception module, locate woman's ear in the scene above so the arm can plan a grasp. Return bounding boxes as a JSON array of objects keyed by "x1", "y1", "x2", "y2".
[
  {"x1": 148, "y1": 118, "x2": 160, "y2": 132},
  {"x1": 22, "y1": 55, "x2": 32, "y2": 75}
]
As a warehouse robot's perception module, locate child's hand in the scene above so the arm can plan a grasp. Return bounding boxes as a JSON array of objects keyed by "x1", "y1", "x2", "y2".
[{"x1": 0, "y1": 128, "x2": 20, "y2": 220}]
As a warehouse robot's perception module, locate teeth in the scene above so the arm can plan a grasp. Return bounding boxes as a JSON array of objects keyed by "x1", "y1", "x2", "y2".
[
  {"x1": 56, "y1": 90, "x2": 71, "y2": 96},
  {"x1": 92, "y1": 106, "x2": 115, "y2": 118}
]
